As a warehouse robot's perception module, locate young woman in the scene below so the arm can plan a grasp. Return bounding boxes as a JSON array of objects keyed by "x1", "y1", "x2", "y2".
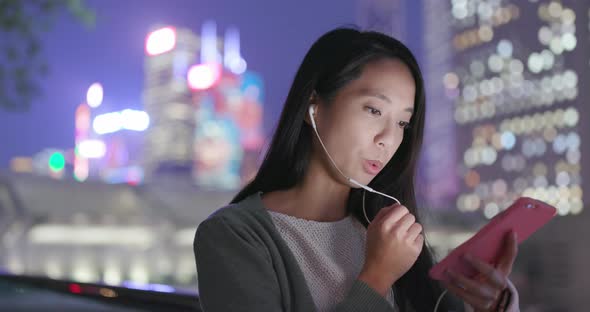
[{"x1": 194, "y1": 28, "x2": 520, "y2": 312}]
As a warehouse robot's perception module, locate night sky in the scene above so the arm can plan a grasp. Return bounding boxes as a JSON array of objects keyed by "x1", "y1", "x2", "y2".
[{"x1": 0, "y1": 0, "x2": 357, "y2": 168}]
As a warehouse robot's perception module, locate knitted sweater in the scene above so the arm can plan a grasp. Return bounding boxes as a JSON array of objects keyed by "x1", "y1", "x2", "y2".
[{"x1": 268, "y1": 209, "x2": 396, "y2": 311}]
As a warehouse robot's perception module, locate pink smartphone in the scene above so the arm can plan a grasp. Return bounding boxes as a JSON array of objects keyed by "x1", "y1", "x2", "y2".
[{"x1": 429, "y1": 197, "x2": 557, "y2": 281}]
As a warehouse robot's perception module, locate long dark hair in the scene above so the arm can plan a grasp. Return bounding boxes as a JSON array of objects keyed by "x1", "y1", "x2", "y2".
[{"x1": 232, "y1": 28, "x2": 457, "y2": 312}]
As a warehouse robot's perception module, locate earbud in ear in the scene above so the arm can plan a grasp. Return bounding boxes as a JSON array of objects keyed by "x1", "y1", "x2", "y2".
[{"x1": 308, "y1": 105, "x2": 317, "y2": 129}]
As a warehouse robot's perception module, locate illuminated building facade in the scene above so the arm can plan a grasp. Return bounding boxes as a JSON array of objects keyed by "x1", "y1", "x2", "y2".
[
  {"x1": 446, "y1": 0, "x2": 588, "y2": 218},
  {"x1": 190, "y1": 69, "x2": 264, "y2": 190},
  {"x1": 90, "y1": 109, "x2": 149, "y2": 185},
  {"x1": 143, "y1": 23, "x2": 263, "y2": 189},
  {"x1": 143, "y1": 26, "x2": 200, "y2": 176}
]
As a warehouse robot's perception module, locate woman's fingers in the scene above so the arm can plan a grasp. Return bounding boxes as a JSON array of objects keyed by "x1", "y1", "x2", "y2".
[
  {"x1": 463, "y1": 254, "x2": 507, "y2": 290},
  {"x1": 441, "y1": 233, "x2": 518, "y2": 311},
  {"x1": 406, "y1": 222, "x2": 423, "y2": 241},
  {"x1": 442, "y1": 279, "x2": 496, "y2": 311},
  {"x1": 496, "y1": 231, "x2": 518, "y2": 276},
  {"x1": 445, "y1": 269, "x2": 499, "y2": 302}
]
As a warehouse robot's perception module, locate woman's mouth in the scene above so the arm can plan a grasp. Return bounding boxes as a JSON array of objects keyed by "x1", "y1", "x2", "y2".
[{"x1": 363, "y1": 159, "x2": 383, "y2": 176}]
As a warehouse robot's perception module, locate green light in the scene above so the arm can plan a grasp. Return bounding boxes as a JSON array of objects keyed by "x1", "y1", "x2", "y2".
[{"x1": 48, "y1": 152, "x2": 65, "y2": 171}]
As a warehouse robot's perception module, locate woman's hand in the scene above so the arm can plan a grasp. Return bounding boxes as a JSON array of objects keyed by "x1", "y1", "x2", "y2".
[
  {"x1": 359, "y1": 204, "x2": 424, "y2": 296},
  {"x1": 443, "y1": 231, "x2": 518, "y2": 311}
]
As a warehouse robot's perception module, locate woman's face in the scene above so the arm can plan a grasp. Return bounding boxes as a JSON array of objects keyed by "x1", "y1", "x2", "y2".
[{"x1": 311, "y1": 58, "x2": 416, "y2": 186}]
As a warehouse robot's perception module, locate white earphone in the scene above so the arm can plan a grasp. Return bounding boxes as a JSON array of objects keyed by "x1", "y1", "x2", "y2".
[{"x1": 308, "y1": 105, "x2": 401, "y2": 223}]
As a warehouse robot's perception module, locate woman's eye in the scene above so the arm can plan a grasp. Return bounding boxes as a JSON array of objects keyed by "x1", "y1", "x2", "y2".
[
  {"x1": 398, "y1": 121, "x2": 411, "y2": 130},
  {"x1": 366, "y1": 107, "x2": 381, "y2": 116}
]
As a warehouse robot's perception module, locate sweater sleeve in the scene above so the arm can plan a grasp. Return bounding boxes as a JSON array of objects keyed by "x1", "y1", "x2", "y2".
[
  {"x1": 194, "y1": 217, "x2": 283, "y2": 312},
  {"x1": 194, "y1": 216, "x2": 395, "y2": 312}
]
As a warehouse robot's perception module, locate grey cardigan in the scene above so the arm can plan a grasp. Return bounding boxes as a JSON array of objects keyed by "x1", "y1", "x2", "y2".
[{"x1": 193, "y1": 192, "x2": 396, "y2": 312}]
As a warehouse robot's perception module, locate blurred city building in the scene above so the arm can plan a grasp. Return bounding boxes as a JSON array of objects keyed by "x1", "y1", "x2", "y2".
[
  {"x1": 448, "y1": 0, "x2": 587, "y2": 218},
  {"x1": 2, "y1": 21, "x2": 266, "y2": 291},
  {"x1": 142, "y1": 26, "x2": 200, "y2": 176},
  {"x1": 0, "y1": 171, "x2": 232, "y2": 290},
  {"x1": 10, "y1": 22, "x2": 265, "y2": 190},
  {"x1": 143, "y1": 23, "x2": 264, "y2": 190},
  {"x1": 446, "y1": 1, "x2": 589, "y2": 309}
]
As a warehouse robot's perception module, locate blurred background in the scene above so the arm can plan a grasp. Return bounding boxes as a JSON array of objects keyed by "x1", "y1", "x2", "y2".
[{"x1": 0, "y1": 0, "x2": 588, "y2": 310}]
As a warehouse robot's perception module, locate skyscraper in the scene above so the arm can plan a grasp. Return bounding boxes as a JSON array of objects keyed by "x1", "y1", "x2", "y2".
[
  {"x1": 420, "y1": 0, "x2": 461, "y2": 209},
  {"x1": 445, "y1": 1, "x2": 589, "y2": 309},
  {"x1": 446, "y1": 0, "x2": 588, "y2": 218},
  {"x1": 142, "y1": 23, "x2": 263, "y2": 189},
  {"x1": 143, "y1": 26, "x2": 200, "y2": 177}
]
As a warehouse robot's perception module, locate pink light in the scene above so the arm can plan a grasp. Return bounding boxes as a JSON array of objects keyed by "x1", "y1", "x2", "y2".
[
  {"x1": 74, "y1": 161, "x2": 88, "y2": 181},
  {"x1": 69, "y1": 284, "x2": 82, "y2": 294},
  {"x1": 242, "y1": 130, "x2": 265, "y2": 150},
  {"x1": 187, "y1": 63, "x2": 221, "y2": 90},
  {"x1": 236, "y1": 100, "x2": 262, "y2": 130},
  {"x1": 145, "y1": 27, "x2": 176, "y2": 56},
  {"x1": 74, "y1": 145, "x2": 89, "y2": 182},
  {"x1": 75, "y1": 104, "x2": 91, "y2": 133}
]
